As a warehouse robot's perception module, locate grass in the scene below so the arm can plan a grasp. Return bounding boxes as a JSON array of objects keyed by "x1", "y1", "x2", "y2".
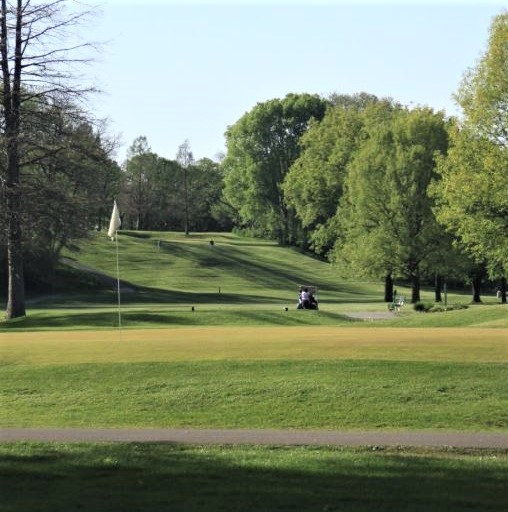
[
  {"x1": 1, "y1": 442, "x2": 507, "y2": 512},
  {"x1": 2, "y1": 358, "x2": 507, "y2": 430},
  {"x1": 0, "y1": 231, "x2": 507, "y2": 511},
  {"x1": 1, "y1": 303, "x2": 507, "y2": 331},
  {"x1": 3, "y1": 230, "x2": 505, "y2": 331},
  {"x1": 1, "y1": 327, "x2": 507, "y2": 364},
  {"x1": 3, "y1": 360, "x2": 507, "y2": 430},
  {"x1": 1, "y1": 327, "x2": 507, "y2": 430}
]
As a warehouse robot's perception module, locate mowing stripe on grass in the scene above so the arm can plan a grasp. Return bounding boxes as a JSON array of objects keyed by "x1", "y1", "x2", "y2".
[{"x1": 2, "y1": 360, "x2": 507, "y2": 430}]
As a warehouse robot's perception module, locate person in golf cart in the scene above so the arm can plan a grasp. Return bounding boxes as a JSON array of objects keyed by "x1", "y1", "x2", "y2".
[{"x1": 297, "y1": 286, "x2": 318, "y2": 310}]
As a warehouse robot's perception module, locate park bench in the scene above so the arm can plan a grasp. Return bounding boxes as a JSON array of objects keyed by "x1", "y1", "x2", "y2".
[{"x1": 388, "y1": 296, "x2": 405, "y2": 312}]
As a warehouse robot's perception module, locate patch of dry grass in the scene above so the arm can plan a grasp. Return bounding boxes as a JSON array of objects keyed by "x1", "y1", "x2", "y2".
[{"x1": 1, "y1": 326, "x2": 506, "y2": 366}]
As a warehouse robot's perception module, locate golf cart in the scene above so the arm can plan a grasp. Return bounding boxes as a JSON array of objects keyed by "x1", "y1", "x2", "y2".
[{"x1": 297, "y1": 285, "x2": 319, "y2": 310}]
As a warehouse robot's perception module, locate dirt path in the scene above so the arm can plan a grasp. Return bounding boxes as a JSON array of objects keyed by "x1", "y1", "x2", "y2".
[
  {"x1": 2, "y1": 428, "x2": 507, "y2": 448},
  {"x1": 343, "y1": 311, "x2": 398, "y2": 320}
]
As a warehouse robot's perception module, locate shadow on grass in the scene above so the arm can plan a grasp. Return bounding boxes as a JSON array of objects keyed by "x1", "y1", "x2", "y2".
[
  {"x1": 0, "y1": 307, "x2": 357, "y2": 330},
  {"x1": 0, "y1": 443, "x2": 506, "y2": 512}
]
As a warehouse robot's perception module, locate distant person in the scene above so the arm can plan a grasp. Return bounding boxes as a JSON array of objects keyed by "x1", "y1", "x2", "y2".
[
  {"x1": 308, "y1": 291, "x2": 318, "y2": 310},
  {"x1": 301, "y1": 288, "x2": 310, "y2": 309},
  {"x1": 297, "y1": 287, "x2": 304, "y2": 309}
]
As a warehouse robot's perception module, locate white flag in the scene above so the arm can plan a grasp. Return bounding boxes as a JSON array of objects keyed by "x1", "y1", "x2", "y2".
[{"x1": 107, "y1": 200, "x2": 121, "y2": 239}]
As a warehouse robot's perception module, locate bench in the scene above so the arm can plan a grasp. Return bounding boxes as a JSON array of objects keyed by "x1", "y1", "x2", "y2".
[{"x1": 388, "y1": 296, "x2": 405, "y2": 312}]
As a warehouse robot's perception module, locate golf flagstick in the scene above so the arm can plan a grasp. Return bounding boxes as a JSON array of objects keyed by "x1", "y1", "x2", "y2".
[
  {"x1": 115, "y1": 232, "x2": 122, "y2": 333},
  {"x1": 108, "y1": 201, "x2": 122, "y2": 337}
]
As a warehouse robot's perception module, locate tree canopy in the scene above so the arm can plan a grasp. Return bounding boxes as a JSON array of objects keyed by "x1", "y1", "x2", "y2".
[
  {"x1": 432, "y1": 11, "x2": 508, "y2": 279},
  {"x1": 332, "y1": 107, "x2": 451, "y2": 302},
  {"x1": 222, "y1": 93, "x2": 328, "y2": 244},
  {"x1": 283, "y1": 96, "x2": 398, "y2": 255}
]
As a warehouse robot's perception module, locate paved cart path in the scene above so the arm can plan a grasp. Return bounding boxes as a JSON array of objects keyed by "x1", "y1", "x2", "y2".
[{"x1": 2, "y1": 428, "x2": 507, "y2": 448}]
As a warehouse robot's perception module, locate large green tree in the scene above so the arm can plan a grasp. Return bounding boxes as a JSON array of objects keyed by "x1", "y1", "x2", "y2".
[
  {"x1": 0, "y1": 105, "x2": 120, "y2": 295},
  {"x1": 22, "y1": 117, "x2": 120, "y2": 279},
  {"x1": 333, "y1": 107, "x2": 451, "y2": 303},
  {"x1": 1, "y1": 0, "x2": 97, "y2": 318},
  {"x1": 222, "y1": 93, "x2": 328, "y2": 244},
  {"x1": 283, "y1": 96, "x2": 397, "y2": 255},
  {"x1": 432, "y1": 12, "x2": 508, "y2": 297},
  {"x1": 189, "y1": 157, "x2": 229, "y2": 232}
]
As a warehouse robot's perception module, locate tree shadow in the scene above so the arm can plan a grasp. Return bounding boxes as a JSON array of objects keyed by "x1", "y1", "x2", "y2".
[
  {"x1": 1, "y1": 444, "x2": 506, "y2": 512},
  {"x1": 0, "y1": 306, "x2": 357, "y2": 330}
]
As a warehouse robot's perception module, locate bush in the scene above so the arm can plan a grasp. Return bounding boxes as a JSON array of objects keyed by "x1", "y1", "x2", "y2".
[
  {"x1": 413, "y1": 302, "x2": 433, "y2": 312},
  {"x1": 414, "y1": 302, "x2": 469, "y2": 313}
]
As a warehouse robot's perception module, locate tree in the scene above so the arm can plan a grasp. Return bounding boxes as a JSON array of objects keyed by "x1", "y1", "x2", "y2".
[
  {"x1": 332, "y1": 107, "x2": 451, "y2": 303},
  {"x1": 222, "y1": 93, "x2": 328, "y2": 244},
  {"x1": 149, "y1": 156, "x2": 186, "y2": 231},
  {"x1": 432, "y1": 12, "x2": 508, "y2": 298},
  {"x1": 1, "y1": 0, "x2": 97, "y2": 319},
  {"x1": 190, "y1": 157, "x2": 229, "y2": 231},
  {"x1": 26, "y1": 117, "x2": 119, "y2": 257},
  {"x1": 122, "y1": 136, "x2": 158, "y2": 230},
  {"x1": 176, "y1": 140, "x2": 194, "y2": 235},
  {"x1": 283, "y1": 96, "x2": 396, "y2": 255}
]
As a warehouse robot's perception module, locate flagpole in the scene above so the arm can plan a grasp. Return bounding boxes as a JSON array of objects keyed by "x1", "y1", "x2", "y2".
[
  {"x1": 108, "y1": 200, "x2": 123, "y2": 339},
  {"x1": 115, "y1": 230, "x2": 122, "y2": 334}
]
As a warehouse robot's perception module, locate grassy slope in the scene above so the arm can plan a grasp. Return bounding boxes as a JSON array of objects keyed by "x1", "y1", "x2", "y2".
[
  {"x1": 1, "y1": 230, "x2": 506, "y2": 330},
  {"x1": 64, "y1": 230, "x2": 382, "y2": 304}
]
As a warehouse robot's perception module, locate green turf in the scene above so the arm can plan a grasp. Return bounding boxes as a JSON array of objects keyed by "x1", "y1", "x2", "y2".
[
  {"x1": 2, "y1": 230, "x2": 506, "y2": 330},
  {"x1": 2, "y1": 303, "x2": 506, "y2": 331},
  {"x1": 1, "y1": 443, "x2": 507, "y2": 512},
  {"x1": 1, "y1": 231, "x2": 506, "y2": 512},
  {"x1": 2, "y1": 360, "x2": 506, "y2": 430}
]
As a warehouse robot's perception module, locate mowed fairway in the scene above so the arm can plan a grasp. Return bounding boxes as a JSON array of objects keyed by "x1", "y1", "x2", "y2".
[
  {"x1": 1, "y1": 326, "x2": 507, "y2": 364},
  {"x1": 1, "y1": 229, "x2": 508, "y2": 512},
  {"x1": 2, "y1": 326, "x2": 507, "y2": 431}
]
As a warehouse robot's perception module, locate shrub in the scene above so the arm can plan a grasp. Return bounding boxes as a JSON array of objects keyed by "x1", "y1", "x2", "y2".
[
  {"x1": 413, "y1": 302, "x2": 433, "y2": 312},
  {"x1": 414, "y1": 303, "x2": 469, "y2": 313}
]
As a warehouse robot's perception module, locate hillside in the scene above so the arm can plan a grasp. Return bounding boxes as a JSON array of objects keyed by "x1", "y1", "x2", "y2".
[
  {"x1": 1, "y1": 230, "x2": 506, "y2": 330},
  {"x1": 62, "y1": 231, "x2": 385, "y2": 306}
]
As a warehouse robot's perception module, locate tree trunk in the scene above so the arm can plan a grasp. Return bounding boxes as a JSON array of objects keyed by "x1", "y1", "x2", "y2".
[
  {"x1": 410, "y1": 272, "x2": 421, "y2": 303},
  {"x1": 434, "y1": 274, "x2": 443, "y2": 302},
  {"x1": 5, "y1": 130, "x2": 25, "y2": 319},
  {"x1": 384, "y1": 273, "x2": 393, "y2": 302},
  {"x1": 471, "y1": 273, "x2": 482, "y2": 303},
  {"x1": 5, "y1": 182, "x2": 25, "y2": 319},
  {"x1": 183, "y1": 166, "x2": 189, "y2": 235},
  {"x1": 499, "y1": 277, "x2": 507, "y2": 304},
  {"x1": 3, "y1": 0, "x2": 25, "y2": 319}
]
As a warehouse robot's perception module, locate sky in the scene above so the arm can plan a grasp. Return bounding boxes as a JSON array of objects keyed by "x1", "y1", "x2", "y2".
[{"x1": 82, "y1": 1, "x2": 507, "y2": 163}]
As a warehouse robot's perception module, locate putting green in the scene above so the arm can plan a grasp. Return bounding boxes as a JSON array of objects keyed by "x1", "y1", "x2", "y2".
[{"x1": 1, "y1": 326, "x2": 506, "y2": 365}]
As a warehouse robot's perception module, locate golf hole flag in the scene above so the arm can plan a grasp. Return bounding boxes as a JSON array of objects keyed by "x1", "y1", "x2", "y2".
[{"x1": 108, "y1": 200, "x2": 121, "y2": 240}]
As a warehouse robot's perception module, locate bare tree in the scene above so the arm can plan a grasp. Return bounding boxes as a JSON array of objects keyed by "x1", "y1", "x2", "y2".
[
  {"x1": 1, "y1": 0, "x2": 97, "y2": 319},
  {"x1": 176, "y1": 139, "x2": 194, "y2": 236}
]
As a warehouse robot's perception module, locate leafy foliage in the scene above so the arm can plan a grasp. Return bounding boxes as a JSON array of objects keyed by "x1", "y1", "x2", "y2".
[
  {"x1": 222, "y1": 93, "x2": 328, "y2": 243},
  {"x1": 433, "y1": 12, "x2": 508, "y2": 279},
  {"x1": 331, "y1": 107, "x2": 453, "y2": 302},
  {"x1": 120, "y1": 137, "x2": 228, "y2": 233}
]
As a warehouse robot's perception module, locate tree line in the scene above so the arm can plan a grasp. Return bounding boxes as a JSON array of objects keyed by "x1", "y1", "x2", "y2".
[
  {"x1": 220, "y1": 13, "x2": 507, "y2": 305},
  {"x1": 1, "y1": 2, "x2": 506, "y2": 318}
]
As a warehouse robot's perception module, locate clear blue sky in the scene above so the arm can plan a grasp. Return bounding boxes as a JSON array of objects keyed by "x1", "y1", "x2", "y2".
[{"x1": 85, "y1": 1, "x2": 506, "y2": 163}]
